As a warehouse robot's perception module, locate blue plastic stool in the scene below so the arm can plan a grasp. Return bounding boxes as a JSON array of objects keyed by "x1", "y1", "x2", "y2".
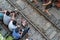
[{"x1": 0, "y1": 12, "x2": 4, "y2": 21}]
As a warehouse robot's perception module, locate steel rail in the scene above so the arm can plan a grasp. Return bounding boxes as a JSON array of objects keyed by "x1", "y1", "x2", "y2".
[{"x1": 6, "y1": 0, "x2": 50, "y2": 40}]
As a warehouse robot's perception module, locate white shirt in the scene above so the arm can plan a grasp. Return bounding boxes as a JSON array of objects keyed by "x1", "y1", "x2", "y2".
[
  {"x1": 8, "y1": 21, "x2": 17, "y2": 31},
  {"x1": 3, "y1": 14, "x2": 11, "y2": 25}
]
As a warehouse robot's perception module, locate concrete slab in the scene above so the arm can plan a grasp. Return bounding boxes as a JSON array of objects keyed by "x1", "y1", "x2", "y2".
[
  {"x1": 45, "y1": 28, "x2": 54, "y2": 36},
  {"x1": 0, "y1": 0, "x2": 14, "y2": 11},
  {"x1": 49, "y1": 31, "x2": 57, "y2": 39},
  {"x1": 16, "y1": 0, "x2": 27, "y2": 10},
  {"x1": 43, "y1": 22, "x2": 51, "y2": 30},
  {"x1": 49, "y1": 8, "x2": 60, "y2": 19}
]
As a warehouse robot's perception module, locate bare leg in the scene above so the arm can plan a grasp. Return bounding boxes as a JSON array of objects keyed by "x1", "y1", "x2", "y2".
[
  {"x1": 45, "y1": 9, "x2": 51, "y2": 15},
  {"x1": 43, "y1": 9, "x2": 51, "y2": 15},
  {"x1": 34, "y1": 0, "x2": 38, "y2": 4}
]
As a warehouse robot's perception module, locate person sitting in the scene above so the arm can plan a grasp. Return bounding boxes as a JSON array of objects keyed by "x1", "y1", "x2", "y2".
[
  {"x1": 12, "y1": 26, "x2": 30, "y2": 40},
  {"x1": 8, "y1": 20, "x2": 17, "y2": 31},
  {"x1": 12, "y1": 28, "x2": 22, "y2": 40},
  {"x1": 8, "y1": 11, "x2": 18, "y2": 31},
  {"x1": 0, "y1": 9, "x2": 6, "y2": 21},
  {"x1": 10, "y1": 11, "x2": 17, "y2": 17},
  {"x1": 3, "y1": 11, "x2": 11, "y2": 25},
  {"x1": 21, "y1": 18, "x2": 28, "y2": 28}
]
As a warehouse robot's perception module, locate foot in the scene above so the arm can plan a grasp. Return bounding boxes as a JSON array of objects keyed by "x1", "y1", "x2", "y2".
[
  {"x1": 48, "y1": 13, "x2": 51, "y2": 15},
  {"x1": 45, "y1": 10, "x2": 51, "y2": 15},
  {"x1": 43, "y1": 10, "x2": 51, "y2": 15}
]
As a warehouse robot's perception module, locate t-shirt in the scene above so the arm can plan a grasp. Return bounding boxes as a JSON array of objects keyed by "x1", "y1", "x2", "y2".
[
  {"x1": 0, "y1": 12, "x2": 4, "y2": 20},
  {"x1": 12, "y1": 30, "x2": 21, "y2": 39},
  {"x1": 3, "y1": 14, "x2": 11, "y2": 25},
  {"x1": 8, "y1": 21, "x2": 17, "y2": 31}
]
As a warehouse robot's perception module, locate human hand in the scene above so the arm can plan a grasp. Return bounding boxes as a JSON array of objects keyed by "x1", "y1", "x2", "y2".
[
  {"x1": 4, "y1": 10, "x2": 7, "y2": 13},
  {"x1": 42, "y1": 4, "x2": 46, "y2": 6}
]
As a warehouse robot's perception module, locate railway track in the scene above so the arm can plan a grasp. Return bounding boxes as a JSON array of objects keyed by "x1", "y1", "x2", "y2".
[
  {"x1": 20, "y1": 0, "x2": 60, "y2": 40},
  {"x1": 0, "y1": 0, "x2": 60, "y2": 40},
  {"x1": 24, "y1": 0, "x2": 60, "y2": 30},
  {"x1": 5, "y1": 0, "x2": 50, "y2": 40},
  {"x1": 5, "y1": 0, "x2": 60, "y2": 40}
]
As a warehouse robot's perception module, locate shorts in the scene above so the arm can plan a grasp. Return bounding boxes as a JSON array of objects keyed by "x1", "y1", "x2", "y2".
[{"x1": 45, "y1": 4, "x2": 52, "y2": 9}]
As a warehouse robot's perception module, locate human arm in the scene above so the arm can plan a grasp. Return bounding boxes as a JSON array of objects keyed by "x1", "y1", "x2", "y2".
[
  {"x1": 21, "y1": 18, "x2": 28, "y2": 27},
  {"x1": 42, "y1": 1, "x2": 51, "y2": 6},
  {"x1": 33, "y1": 0, "x2": 39, "y2": 4},
  {"x1": 0, "y1": 10, "x2": 7, "y2": 14},
  {"x1": 11, "y1": 13, "x2": 15, "y2": 20}
]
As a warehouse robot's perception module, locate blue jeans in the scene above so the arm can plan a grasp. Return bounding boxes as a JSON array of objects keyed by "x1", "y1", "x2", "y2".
[{"x1": 13, "y1": 27, "x2": 30, "y2": 40}]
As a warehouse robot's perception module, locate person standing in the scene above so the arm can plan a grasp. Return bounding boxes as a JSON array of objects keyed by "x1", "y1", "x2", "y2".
[{"x1": 42, "y1": 0, "x2": 56, "y2": 15}]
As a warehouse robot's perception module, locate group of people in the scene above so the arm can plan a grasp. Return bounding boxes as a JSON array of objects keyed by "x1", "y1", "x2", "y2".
[
  {"x1": 0, "y1": 8, "x2": 30, "y2": 40},
  {"x1": 30, "y1": 0, "x2": 60, "y2": 15}
]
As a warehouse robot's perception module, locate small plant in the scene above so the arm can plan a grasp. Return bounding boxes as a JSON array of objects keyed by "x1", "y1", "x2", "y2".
[{"x1": 0, "y1": 33, "x2": 5, "y2": 40}]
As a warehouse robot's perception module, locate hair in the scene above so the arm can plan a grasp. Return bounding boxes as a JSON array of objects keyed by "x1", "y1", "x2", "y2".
[
  {"x1": 10, "y1": 11, "x2": 15, "y2": 13},
  {"x1": 15, "y1": 28, "x2": 19, "y2": 33},
  {"x1": 12, "y1": 20, "x2": 17, "y2": 26},
  {"x1": 6, "y1": 11, "x2": 10, "y2": 16},
  {"x1": 20, "y1": 29, "x2": 22, "y2": 32}
]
